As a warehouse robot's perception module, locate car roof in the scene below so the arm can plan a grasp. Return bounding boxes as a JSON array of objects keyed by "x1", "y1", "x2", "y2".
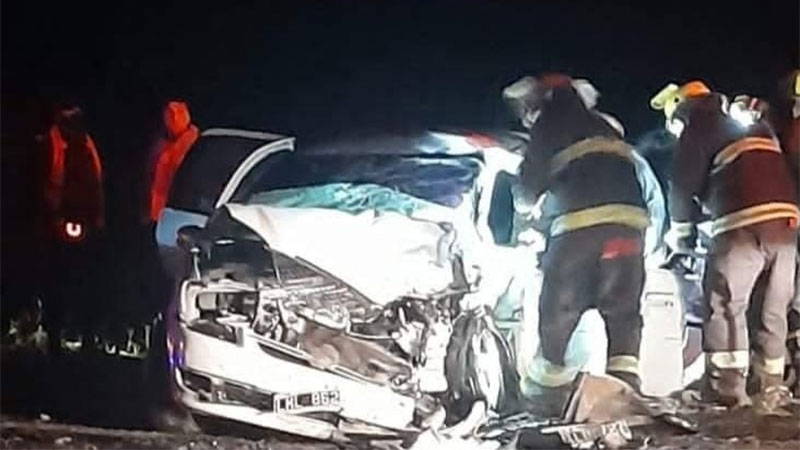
[
  {"x1": 200, "y1": 127, "x2": 289, "y2": 142},
  {"x1": 298, "y1": 129, "x2": 527, "y2": 157}
]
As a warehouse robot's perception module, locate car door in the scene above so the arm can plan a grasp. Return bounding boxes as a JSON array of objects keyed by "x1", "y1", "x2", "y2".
[{"x1": 154, "y1": 128, "x2": 294, "y2": 254}]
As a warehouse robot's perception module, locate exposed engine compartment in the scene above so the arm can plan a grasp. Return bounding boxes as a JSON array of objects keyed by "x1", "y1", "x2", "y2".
[
  {"x1": 170, "y1": 205, "x2": 518, "y2": 439},
  {"x1": 185, "y1": 226, "x2": 464, "y2": 393}
]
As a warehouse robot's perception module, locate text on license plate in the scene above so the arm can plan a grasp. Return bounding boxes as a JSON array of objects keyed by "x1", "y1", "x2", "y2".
[{"x1": 274, "y1": 390, "x2": 341, "y2": 412}]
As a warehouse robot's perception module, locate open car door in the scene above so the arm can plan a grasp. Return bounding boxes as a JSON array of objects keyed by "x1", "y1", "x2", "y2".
[{"x1": 154, "y1": 128, "x2": 294, "y2": 254}]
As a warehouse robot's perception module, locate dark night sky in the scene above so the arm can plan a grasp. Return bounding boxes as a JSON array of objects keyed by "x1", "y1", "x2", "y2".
[{"x1": 1, "y1": 0, "x2": 798, "y2": 227}]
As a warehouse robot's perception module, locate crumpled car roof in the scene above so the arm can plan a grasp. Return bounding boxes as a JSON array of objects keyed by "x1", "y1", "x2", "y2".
[{"x1": 299, "y1": 129, "x2": 527, "y2": 156}]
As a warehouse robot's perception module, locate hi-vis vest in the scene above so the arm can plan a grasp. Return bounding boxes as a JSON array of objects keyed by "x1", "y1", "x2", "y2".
[{"x1": 45, "y1": 125, "x2": 103, "y2": 212}]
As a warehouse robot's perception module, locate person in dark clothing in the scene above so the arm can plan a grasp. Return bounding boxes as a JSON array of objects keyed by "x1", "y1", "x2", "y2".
[
  {"x1": 768, "y1": 71, "x2": 800, "y2": 175},
  {"x1": 654, "y1": 81, "x2": 798, "y2": 410},
  {"x1": 503, "y1": 74, "x2": 648, "y2": 416},
  {"x1": 766, "y1": 70, "x2": 800, "y2": 397}
]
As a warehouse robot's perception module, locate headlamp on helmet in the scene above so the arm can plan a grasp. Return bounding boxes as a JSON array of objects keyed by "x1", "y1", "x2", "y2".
[
  {"x1": 651, "y1": 80, "x2": 711, "y2": 137},
  {"x1": 729, "y1": 95, "x2": 767, "y2": 128}
]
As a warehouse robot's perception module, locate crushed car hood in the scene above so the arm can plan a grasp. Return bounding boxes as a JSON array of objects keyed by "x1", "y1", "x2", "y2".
[{"x1": 224, "y1": 203, "x2": 461, "y2": 305}]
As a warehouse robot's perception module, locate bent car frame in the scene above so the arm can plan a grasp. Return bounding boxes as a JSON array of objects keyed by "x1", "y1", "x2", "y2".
[
  {"x1": 156, "y1": 129, "x2": 527, "y2": 440},
  {"x1": 155, "y1": 128, "x2": 699, "y2": 441}
]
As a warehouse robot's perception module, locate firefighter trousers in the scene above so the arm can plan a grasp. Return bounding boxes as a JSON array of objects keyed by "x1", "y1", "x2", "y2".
[
  {"x1": 785, "y1": 236, "x2": 800, "y2": 393},
  {"x1": 703, "y1": 220, "x2": 797, "y2": 383},
  {"x1": 537, "y1": 224, "x2": 645, "y2": 387}
]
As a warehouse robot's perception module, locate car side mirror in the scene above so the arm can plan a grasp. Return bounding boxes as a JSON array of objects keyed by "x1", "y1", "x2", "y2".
[{"x1": 177, "y1": 225, "x2": 205, "y2": 252}]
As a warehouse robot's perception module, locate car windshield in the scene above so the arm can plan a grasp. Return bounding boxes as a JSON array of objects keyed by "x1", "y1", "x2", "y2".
[{"x1": 231, "y1": 153, "x2": 483, "y2": 214}]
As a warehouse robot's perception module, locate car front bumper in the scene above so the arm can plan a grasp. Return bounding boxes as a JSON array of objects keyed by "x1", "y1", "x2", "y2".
[{"x1": 171, "y1": 323, "x2": 418, "y2": 440}]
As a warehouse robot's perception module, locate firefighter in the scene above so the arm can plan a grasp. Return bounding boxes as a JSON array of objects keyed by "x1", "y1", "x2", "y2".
[
  {"x1": 503, "y1": 74, "x2": 648, "y2": 416},
  {"x1": 148, "y1": 100, "x2": 198, "y2": 223},
  {"x1": 767, "y1": 70, "x2": 800, "y2": 397},
  {"x1": 769, "y1": 70, "x2": 800, "y2": 173},
  {"x1": 653, "y1": 81, "x2": 799, "y2": 409}
]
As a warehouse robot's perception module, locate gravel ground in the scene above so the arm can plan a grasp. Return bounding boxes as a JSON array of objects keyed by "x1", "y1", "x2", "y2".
[
  {"x1": 1, "y1": 348, "x2": 798, "y2": 449},
  {"x1": 0, "y1": 419, "x2": 347, "y2": 450},
  {"x1": 2, "y1": 407, "x2": 798, "y2": 449}
]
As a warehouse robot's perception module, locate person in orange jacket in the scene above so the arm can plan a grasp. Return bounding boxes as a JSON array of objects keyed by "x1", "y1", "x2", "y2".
[
  {"x1": 148, "y1": 101, "x2": 199, "y2": 223},
  {"x1": 37, "y1": 105, "x2": 105, "y2": 354},
  {"x1": 42, "y1": 105, "x2": 104, "y2": 241}
]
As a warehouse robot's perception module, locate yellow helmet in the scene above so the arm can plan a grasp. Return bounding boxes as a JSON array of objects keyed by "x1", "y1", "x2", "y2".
[{"x1": 650, "y1": 80, "x2": 711, "y2": 119}]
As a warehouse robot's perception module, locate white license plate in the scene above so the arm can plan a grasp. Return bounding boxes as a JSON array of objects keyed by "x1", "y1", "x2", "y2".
[{"x1": 273, "y1": 390, "x2": 341, "y2": 412}]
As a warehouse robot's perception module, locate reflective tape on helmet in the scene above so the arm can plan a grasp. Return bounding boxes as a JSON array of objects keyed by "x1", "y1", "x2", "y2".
[
  {"x1": 707, "y1": 350, "x2": 749, "y2": 370},
  {"x1": 550, "y1": 137, "x2": 635, "y2": 175},
  {"x1": 607, "y1": 355, "x2": 639, "y2": 375},
  {"x1": 711, "y1": 137, "x2": 782, "y2": 175},
  {"x1": 551, "y1": 204, "x2": 649, "y2": 237},
  {"x1": 711, "y1": 203, "x2": 800, "y2": 236}
]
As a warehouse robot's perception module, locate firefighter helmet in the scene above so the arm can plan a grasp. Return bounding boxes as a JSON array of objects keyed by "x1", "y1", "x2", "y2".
[{"x1": 650, "y1": 80, "x2": 711, "y2": 120}]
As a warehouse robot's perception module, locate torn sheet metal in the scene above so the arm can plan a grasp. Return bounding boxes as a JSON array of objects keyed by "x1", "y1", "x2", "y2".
[
  {"x1": 540, "y1": 419, "x2": 634, "y2": 449},
  {"x1": 224, "y1": 203, "x2": 465, "y2": 306},
  {"x1": 408, "y1": 401, "x2": 502, "y2": 450}
]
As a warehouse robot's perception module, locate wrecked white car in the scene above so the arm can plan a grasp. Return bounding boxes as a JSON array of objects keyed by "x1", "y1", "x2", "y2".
[
  {"x1": 154, "y1": 128, "x2": 702, "y2": 443},
  {"x1": 156, "y1": 129, "x2": 529, "y2": 440}
]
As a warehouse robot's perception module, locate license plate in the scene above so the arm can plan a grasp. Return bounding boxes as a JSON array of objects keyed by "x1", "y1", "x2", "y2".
[{"x1": 273, "y1": 390, "x2": 341, "y2": 412}]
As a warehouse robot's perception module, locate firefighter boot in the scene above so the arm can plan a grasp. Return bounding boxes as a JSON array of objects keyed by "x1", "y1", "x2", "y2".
[
  {"x1": 751, "y1": 364, "x2": 793, "y2": 416},
  {"x1": 788, "y1": 335, "x2": 800, "y2": 398},
  {"x1": 702, "y1": 367, "x2": 752, "y2": 408},
  {"x1": 792, "y1": 356, "x2": 800, "y2": 398}
]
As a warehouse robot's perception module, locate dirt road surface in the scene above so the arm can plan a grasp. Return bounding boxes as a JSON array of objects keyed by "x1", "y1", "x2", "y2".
[{"x1": 1, "y1": 348, "x2": 798, "y2": 449}]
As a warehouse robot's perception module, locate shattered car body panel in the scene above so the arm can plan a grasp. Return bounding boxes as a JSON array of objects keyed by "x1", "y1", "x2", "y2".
[
  {"x1": 158, "y1": 128, "x2": 700, "y2": 441},
  {"x1": 223, "y1": 203, "x2": 464, "y2": 305},
  {"x1": 163, "y1": 130, "x2": 526, "y2": 440},
  {"x1": 176, "y1": 281, "x2": 421, "y2": 438}
]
